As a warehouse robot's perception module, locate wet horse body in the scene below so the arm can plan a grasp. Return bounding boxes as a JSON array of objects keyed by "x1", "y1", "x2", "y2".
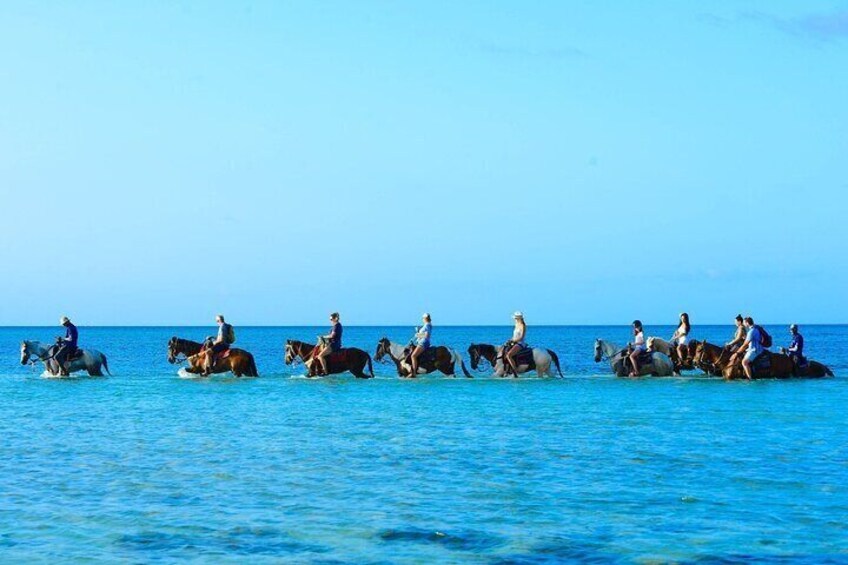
[
  {"x1": 467, "y1": 343, "x2": 562, "y2": 378},
  {"x1": 20, "y1": 340, "x2": 110, "y2": 377},
  {"x1": 167, "y1": 337, "x2": 258, "y2": 377},
  {"x1": 594, "y1": 339, "x2": 674, "y2": 377},
  {"x1": 375, "y1": 338, "x2": 471, "y2": 378},
  {"x1": 284, "y1": 339, "x2": 374, "y2": 378}
]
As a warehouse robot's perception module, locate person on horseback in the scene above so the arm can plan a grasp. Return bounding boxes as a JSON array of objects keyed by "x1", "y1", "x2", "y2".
[
  {"x1": 670, "y1": 312, "x2": 691, "y2": 363},
  {"x1": 316, "y1": 312, "x2": 343, "y2": 376},
  {"x1": 783, "y1": 324, "x2": 806, "y2": 366},
  {"x1": 725, "y1": 315, "x2": 746, "y2": 351},
  {"x1": 55, "y1": 316, "x2": 79, "y2": 376},
  {"x1": 731, "y1": 316, "x2": 764, "y2": 380},
  {"x1": 410, "y1": 313, "x2": 432, "y2": 376},
  {"x1": 204, "y1": 314, "x2": 235, "y2": 376},
  {"x1": 504, "y1": 311, "x2": 527, "y2": 376},
  {"x1": 627, "y1": 320, "x2": 646, "y2": 377}
]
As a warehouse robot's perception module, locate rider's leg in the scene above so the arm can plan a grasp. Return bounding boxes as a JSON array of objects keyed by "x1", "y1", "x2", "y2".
[
  {"x1": 317, "y1": 347, "x2": 330, "y2": 375},
  {"x1": 677, "y1": 344, "x2": 687, "y2": 364},
  {"x1": 410, "y1": 346, "x2": 423, "y2": 376},
  {"x1": 742, "y1": 356, "x2": 754, "y2": 380},
  {"x1": 628, "y1": 351, "x2": 640, "y2": 376},
  {"x1": 506, "y1": 344, "x2": 520, "y2": 376},
  {"x1": 204, "y1": 348, "x2": 215, "y2": 375}
]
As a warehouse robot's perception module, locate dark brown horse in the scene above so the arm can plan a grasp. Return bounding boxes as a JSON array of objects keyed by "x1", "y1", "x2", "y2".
[
  {"x1": 777, "y1": 348, "x2": 834, "y2": 378},
  {"x1": 374, "y1": 338, "x2": 471, "y2": 378},
  {"x1": 721, "y1": 348, "x2": 795, "y2": 380},
  {"x1": 167, "y1": 337, "x2": 258, "y2": 377},
  {"x1": 690, "y1": 341, "x2": 728, "y2": 376},
  {"x1": 284, "y1": 339, "x2": 374, "y2": 378}
]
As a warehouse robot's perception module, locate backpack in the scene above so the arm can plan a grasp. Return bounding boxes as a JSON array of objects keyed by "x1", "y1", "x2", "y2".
[
  {"x1": 755, "y1": 325, "x2": 772, "y2": 348},
  {"x1": 225, "y1": 324, "x2": 236, "y2": 345}
]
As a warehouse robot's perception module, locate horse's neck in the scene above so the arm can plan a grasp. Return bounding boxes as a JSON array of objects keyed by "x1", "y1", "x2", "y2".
[
  {"x1": 293, "y1": 341, "x2": 314, "y2": 359},
  {"x1": 388, "y1": 341, "x2": 407, "y2": 360},
  {"x1": 480, "y1": 345, "x2": 497, "y2": 362},
  {"x1": 602, "y1": 341, "x2": 619, "y2": 356},
  {"x1": 178, "y1": 339, "x2": 203, "y2": 354},
  {"x1": 28, "y1": 341, "x2": 50, "y2": 356}
]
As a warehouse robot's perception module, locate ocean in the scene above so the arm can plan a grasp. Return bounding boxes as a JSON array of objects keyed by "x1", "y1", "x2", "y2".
[{"x1": 1, "y1": 325, "x2": 846, "y2": 563}]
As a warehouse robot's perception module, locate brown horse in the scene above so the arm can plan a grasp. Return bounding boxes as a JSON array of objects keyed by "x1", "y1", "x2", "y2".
[
  {"x1": 167, "y1": 337, "x2": 258, "y2": 377},
  {"x1": 284, "y1": 339, "x2": 374, "y2": 378},
  {"x1": 777, "y1": 348, "x2": 834, "y2": 378},
  {"x1": 690, "y1": 341, "x2": 729, "y2": 376},
  {"x1": 374, "y1": 338, "x2": 471, "y2": 378},
  {"x1": 721, "y1": 348, "x2": 795, "y2": 380}
]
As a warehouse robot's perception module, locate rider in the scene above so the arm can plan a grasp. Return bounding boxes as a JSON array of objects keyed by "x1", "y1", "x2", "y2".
[
  {"x1": 410, "y1": 313, "x2": 432, "y2": 376},
  {"x1": 784, "y1": 324, "x2": 806, "y2": 366},
  {"x1": 732, "y1": 316, "x2": 765, "y2": 380},
  {"x1": 627, "y1": 320, "x2": 646, "y2": 377},
  {"x1": 316, "y1": 312, "x2": 343, "y2": 376},
  {"x1": 670, "y1": 312, "x2": 691, "y2": 363},
  {"x1": 55, "y1": 316, "x2": 79, "y2": 376},
  {"x1": 725, "y1": 314, "x2": 746, "y2": 351},
  {"x1": 505, "y1": 311, "x2": 527, "y2": 376},
  {"x1": 204, "y1": 314, "x2": 235, "y2": 375}
]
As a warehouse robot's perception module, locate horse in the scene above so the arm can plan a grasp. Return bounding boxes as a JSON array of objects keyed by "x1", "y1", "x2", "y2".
[
  {"x1": 467, "y1": 343, "x2": 563, "y2": 378},
  {"x1": 593, "y1": 339, "x2": 674, "y2": 377},
  {"x1": 20, "y1": 340, "x2": 110, "y2": 377},
  {"x1": 646, "y1": 337, "x2": 698, "y2": 372},
  {"x1": 690, "y1": 341, "x2": 728, "y2": 376},
  {"x1": 374, "y1": 338, "x2": 471, "y2": 378},
  {"x1": 777, "y1": 348, "x2": 834, "y2": 378},
  {"x1": 719, "y1": 348, "x2": 795, "y2": 380},
  {"x1": 167, "y1": 337, "x2": 258, "y2": 377},
  {"x1": 284, "y1": 339, "x2": 374, "y2": 378}
]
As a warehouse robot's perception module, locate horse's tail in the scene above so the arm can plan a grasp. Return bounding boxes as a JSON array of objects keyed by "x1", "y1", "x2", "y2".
[
  {"x1": 546, "y1": 349, "x2": 564, "y2": 377},
  {"x1": 248, "y1": 354, "x2": 259, "y2": 377},
  {"x1": 452, "y1": 349, "x2": 473, "y2": 378},
  {"x1": 825, "y1": 364, "x2": 834, "y2": 377},
  {"x1": 101, "y1": 353, "x2": 111, "y2": 376}
]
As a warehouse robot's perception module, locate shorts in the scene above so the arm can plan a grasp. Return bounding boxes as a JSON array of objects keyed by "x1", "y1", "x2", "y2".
[
  {"x1": 743, "y1": 349, "x2": 761, "y2": 363},
  {"x1": 632, "y1": 344, "x2": 646, "y2": 353},
  {"x1": 677, "y1": 335, "x2": 690, "y2": 346}
]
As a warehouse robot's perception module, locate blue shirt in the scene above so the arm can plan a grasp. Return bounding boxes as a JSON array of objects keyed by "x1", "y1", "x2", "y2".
[
  {"x1": 746, "y1": 326, "x2": 763, "y2": 356},
  {"x1": 789, "y1": 333, "x2": 804, "y2": 356},
  {"x1": 329, "y1": 322, "x2": 342, "y2": 349},
  {"x1": 64, "y1": 323, "x2": 78, "y2": 348},
  {"x1": 417, "y1": 323, "x2": 432, "y2": 347}
]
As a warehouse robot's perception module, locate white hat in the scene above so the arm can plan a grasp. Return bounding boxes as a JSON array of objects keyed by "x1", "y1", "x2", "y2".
[
  {"x1": 513, "y1": 311, "x2": 524, "y2": 319},
  {"x1": 422, "y1": 312, "x2": 431, "y2": 318},
  {"x1": 60, "y1": 316, "x2": 70, "y2": 324}
]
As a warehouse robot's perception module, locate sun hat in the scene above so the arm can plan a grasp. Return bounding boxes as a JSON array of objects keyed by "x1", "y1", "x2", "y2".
[
  {"x1": 513, "y1": 311, "x2": 524, "y2": 319},
  {"x1": 59, "y1": 316, "x2": 70, "y2": 325}
]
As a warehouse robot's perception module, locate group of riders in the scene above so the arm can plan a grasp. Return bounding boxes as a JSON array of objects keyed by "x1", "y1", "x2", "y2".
[
  {"x1": 627, "y1": 313, "x2": 809, "y2": 379},
  {"x1": 39, "y1": 311, "x2": 818, "y2": 380}
]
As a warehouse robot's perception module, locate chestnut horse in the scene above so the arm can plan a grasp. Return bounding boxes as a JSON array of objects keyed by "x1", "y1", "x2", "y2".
[
  {"x1": 720, "y1": 348, "x2": 795, "y2": 380},
  {"x1": 467, "y1": 343, "x2": 563, "y2": 378},
  {"x1": 167, "y1": 337, "x2": 258, "y2": 377},
  {"x1": 375, "y1": 338, "x2": 471, "y2": 378},
  {"x1": 284, "y1": 339, "x2": 374, "y2": 378},
  {"x1": 777, "y1": 347, "x2": 834, "y2": 378},
  {"x1": 690, "y1": 341, "x2": 728, "y2": 376}
]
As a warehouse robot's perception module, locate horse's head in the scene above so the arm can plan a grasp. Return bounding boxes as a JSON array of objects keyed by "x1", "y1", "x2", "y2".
[
  {"x1": 692, "y1": 341, "x2": 705, "y2": 365},
  {"x1": 375, "y1": 338, "x2": 391, "y2": 361},
  {"x1": 284, "y1": 340, "x2": 296, "y2": 365},
  {"x1": 646, "y1": 337, "x2": 656, "y2": 352},
  {"x1": 167, "y1": 337, "x2": 178, "y2": 364},
  {"x1": 20, "y1": 341, "x2": 30, "y2": 365},
  {"x1": 468, "y1": 344, "x2": 481, "y2": 370},
  {"x1": 594, "y1": 339, "x2": 603, "y2": 363}
]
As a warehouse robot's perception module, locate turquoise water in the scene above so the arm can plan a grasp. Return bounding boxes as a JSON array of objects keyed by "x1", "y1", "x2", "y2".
[{"x1": 2, "y1": 325, "x2": 847, "y2": 563}]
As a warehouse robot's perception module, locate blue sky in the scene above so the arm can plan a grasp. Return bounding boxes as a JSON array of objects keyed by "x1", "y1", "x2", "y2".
[{"x1": 1, "y1": 1, "x2": 846, "y2": 325}]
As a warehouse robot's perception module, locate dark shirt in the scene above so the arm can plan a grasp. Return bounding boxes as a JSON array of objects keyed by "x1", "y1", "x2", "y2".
[
  {"x1": 64, "y1": 323, "x2": 79, "y2": 348},
  {"x1": 789, "y1": 333, "x2": 804, "y2": 357},
  {"x1": 329, "y1": 322, "x2": 342, "y2": 349}
]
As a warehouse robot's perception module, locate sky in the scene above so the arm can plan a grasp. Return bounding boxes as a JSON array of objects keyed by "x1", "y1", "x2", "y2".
[{"x1": 1, "y1": 1, "x2": 846, "y2": 326}]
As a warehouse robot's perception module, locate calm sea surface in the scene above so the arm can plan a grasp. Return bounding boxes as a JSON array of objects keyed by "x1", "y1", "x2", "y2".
[{"x1": 1, "y1": 325, "x2": 847, "y2": 563}]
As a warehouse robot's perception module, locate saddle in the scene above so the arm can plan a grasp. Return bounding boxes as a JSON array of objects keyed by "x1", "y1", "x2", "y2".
[
  {"x1": 503, "y1": 342, "x2": 534, "y2": 366},
  {"x1": 68, "y1": 349, "x2": 84, "y2": 361},
  {"x1": 328, "y1": 348, "x2": 351, "y2": 364},
  {"x1": 752, "y1": 352, "x2": 771, "y2": 371},
  {"x1": 404, "y1": 346, "x2": 438, "y2": 364},
  {"x1": 635, "y1": 350, "x2": 654, "y2": 365}
]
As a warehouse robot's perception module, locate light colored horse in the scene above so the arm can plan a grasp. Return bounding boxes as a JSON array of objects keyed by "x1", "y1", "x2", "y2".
[
  {"x1": 374, "y1": 338, "x2": 471, "y2": 377},
  {"x1": 467, "y1": 343, "x2": 563, "y2": 378},
  {"x1": 593, "y1": 338, "x2": 674, "y2": 377},
  {"x1": 20, "y1": 340, "x2": 111, "y2": 377}
]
